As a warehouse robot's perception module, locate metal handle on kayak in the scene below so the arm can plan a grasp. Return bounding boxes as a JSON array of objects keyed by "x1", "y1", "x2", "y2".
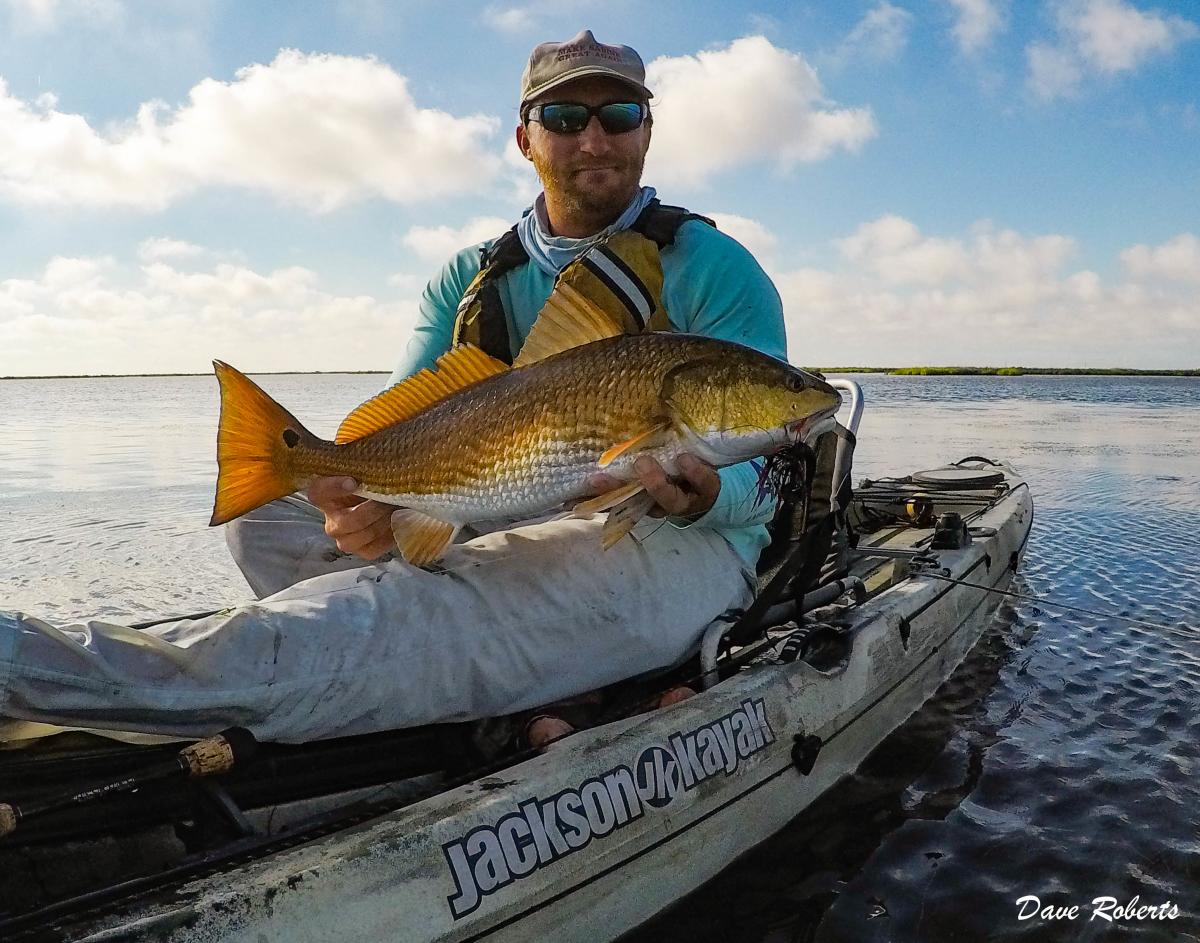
[{"x1": 828, "y1": 380, "x2": 863, "y2": 515}]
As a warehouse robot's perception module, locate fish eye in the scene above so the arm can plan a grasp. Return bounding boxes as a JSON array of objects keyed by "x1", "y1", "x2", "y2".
[
  {"x1": 786, "y1": 374, "x2": 805, "y2": 393},
  {"x1": 282, "y1": 429, "x2": 300, "y2": 448}
]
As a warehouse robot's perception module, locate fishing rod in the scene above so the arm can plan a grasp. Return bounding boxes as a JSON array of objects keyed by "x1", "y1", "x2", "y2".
[
  {"x1": 912, "y1": 571, "x2": 1191, "y2": 634},
  {"x1": 0, "y1": 728, "x2": 258, "y2": 840}
]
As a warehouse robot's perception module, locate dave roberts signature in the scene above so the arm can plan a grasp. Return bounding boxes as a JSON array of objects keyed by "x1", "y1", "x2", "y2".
[{"x1": 1016, "y1": 895, "x2": 1180, "y2": 923}]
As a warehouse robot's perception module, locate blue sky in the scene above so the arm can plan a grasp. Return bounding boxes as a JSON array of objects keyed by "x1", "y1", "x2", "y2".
[{"x1": 0, "y1": 0, "x2": 1197, "y2": 374}]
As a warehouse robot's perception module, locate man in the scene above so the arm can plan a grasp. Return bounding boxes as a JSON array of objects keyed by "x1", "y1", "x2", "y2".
[
  {"x1": 285, "y1": 30, "x2": 786, "y2": 587},
  {"x1": 0, "y1": 32, "x2": 787, "y2": 745}
]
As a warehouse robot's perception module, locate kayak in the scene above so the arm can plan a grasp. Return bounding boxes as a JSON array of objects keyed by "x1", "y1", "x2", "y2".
[{"x1": 0, "y1": 381, "x2": 1033, "y2": 942}]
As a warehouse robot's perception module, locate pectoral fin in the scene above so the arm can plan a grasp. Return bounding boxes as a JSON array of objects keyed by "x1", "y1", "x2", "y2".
[
  {"x1": 391, "y1": 509, "x2": 459, "y2": 566},
  {"x1": 572, "y1": 480, "x2": 647, "y2": 517},
  {"x1": 597, "y1": 421, "x2": 670, "y2": 468},
  {"x1": 600, "y1": 491, "x2": 658, "y2": 550}
]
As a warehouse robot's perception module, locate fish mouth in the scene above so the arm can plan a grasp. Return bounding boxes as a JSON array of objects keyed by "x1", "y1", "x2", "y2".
[{"x1": 789, "y1": 403, "x2": 841, "y2": 443}]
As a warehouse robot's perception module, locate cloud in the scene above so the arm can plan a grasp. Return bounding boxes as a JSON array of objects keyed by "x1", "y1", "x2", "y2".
[
  {"x1": 944, "y1": 0, "x2": 1006, "y2": 54},
  {"x1": 834, "y1": 215, "x2": 1076, "y2": 287},
  {"x1": 402, "y1": 216, "x2": 511, "y2": 263},
  {"x1": 0, "y1": 50, "x2": 502, "y2": 211},
  {"x1": 0, "y1": 249, "x2": 421, "y2": 376},
  {"x1": 1065, "y1": 0, "x2": 1197, "y2": 72},
  {"x1": 0, "y1": 0, "x2": 122, "y2": 31},
  {"x1": 479, "y1": 1, "x2": 602, "y2": 35},
  {"x1": 835, "y1": 215, "x2": 974, "y2": 285},
  {"x1": 1027, "y1": 0, "x2": 1199, "y2": 101},
  {"x1": 773, "y1": 216, "x2": 1198, "y2": 368},
  {"x1": 502, "y1": 135, "x2": 542, "y2": 205},
  {"x1": 6, "y1": 222, "x2": 1197, "y2": 375},
  {"x1": 832, "y1": 2, "x2": 914, "y2": 64},
  {"x1": 137, "y1": 237, "x2": 206, "y2": 263},
  {"x1": 1120, "y1": 233, "x2": 1200, "y2": 282},
  {"x1": 643, "y1": 37, "x2": 876, "y2": 188},
  {"x1": 1026, "y1": 42, "x2": 1085, "y2": 98},
  {"x1": 705, "y1": 212, "x2": 778, "y2": 262},
  {"x1": 481, "y1": 6, "x2": 538, "y2": 33}
]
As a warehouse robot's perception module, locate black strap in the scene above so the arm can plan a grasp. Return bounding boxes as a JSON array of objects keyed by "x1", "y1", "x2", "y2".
[
  {"x1": 480, "y1": 225, "x2": 528, "y2": 272},
  {"x1": 474, "y1": 227, "x2": 528, "y2": 363},
  {"x1": 631, "y1": 198, "x2": 715, "y2": 247}
]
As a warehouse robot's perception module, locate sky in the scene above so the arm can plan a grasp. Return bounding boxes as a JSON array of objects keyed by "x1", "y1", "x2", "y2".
[{"x1": 0, "y1": 0, "x2": 1197, "y2": 376}]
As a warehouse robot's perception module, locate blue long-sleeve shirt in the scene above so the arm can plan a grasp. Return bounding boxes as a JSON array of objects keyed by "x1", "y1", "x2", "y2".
[{"x1": 390, "y1": 220, "x2": 789, "y2": 571}]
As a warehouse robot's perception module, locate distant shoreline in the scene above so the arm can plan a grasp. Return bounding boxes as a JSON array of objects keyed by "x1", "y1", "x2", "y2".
[
  {"x1": 3, "y1": 367, "x2": 1197, "y2": 380},
  {"x1": 819, "y1": 367, "x2": 1200, "y2": 377}
]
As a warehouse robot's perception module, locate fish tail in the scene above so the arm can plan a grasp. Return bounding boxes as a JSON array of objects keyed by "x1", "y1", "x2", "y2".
[{"x1": 209, "y1": 361, "x2": 316, "y2": 526}]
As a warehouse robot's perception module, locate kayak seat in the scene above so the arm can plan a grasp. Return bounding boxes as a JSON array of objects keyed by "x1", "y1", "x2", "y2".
[{"x1": 756, "y1": 423, "x2": 854, "y2": 597}]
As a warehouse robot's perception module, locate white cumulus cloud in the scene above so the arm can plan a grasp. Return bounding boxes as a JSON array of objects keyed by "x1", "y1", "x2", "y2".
[
  {"x1": 402, "y1": 216, "x2": 512, "y2": 263},
  {"x1": 774, "y1": 215, "x2": 1198, "y2": 369},
  {"x1": 836, "y1": 215, "x2": 974, "y2": 285},
  {"x1": 0, "y1": 50, "x2": 502, "y2": 211},
  {"x1": 944, "y1": 0, "x2": 1006, "y2": 54},
  {"x1": 0, "y1": 249, "x2": 422, "y2": 376},
  {"x1": 1120, "y1": 233, "x2": 1200, "y2": 282},
  {"x1": 1027, "y1": 0, "x2": 1199, "y2": 100},
  {"x1": 705, "y1": 212, "x2": 779, "y2": 262},
  {"x1": 644, "y1": 36, "x2": 877, "y2": 188}
]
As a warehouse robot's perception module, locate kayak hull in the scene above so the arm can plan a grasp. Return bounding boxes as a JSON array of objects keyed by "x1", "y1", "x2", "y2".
[{"x1": 60, "y1": 469, "x2": 1032, "y2": 943}]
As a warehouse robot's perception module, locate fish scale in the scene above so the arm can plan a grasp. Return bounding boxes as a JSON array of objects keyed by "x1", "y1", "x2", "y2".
[
  {"x1": 300, "y1": 335, "x2": 717, "y2": 521},
  {"x1": 209, "y1": 325, "x2": 842, "y2": 565}
]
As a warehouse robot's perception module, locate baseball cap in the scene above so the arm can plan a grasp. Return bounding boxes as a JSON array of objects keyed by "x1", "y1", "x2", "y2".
[{"x1": 520, "y1": 30, "x2": 652, "y2": 109}]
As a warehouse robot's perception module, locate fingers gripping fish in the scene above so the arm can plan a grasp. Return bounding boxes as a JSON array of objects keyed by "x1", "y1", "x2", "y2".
[{"x1": 208, "y1": 285, "x2": 841, "y2": 566}]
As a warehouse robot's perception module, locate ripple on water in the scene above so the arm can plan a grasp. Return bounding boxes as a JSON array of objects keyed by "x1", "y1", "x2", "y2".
[{"x1": 632, "y1": 468, "x2": 1200, "y2": 940}]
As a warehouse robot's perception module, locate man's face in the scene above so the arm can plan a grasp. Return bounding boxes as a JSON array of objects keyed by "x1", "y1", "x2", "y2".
[{"x1": 517, "y1": 76, "x2": 652, "y2": 222}]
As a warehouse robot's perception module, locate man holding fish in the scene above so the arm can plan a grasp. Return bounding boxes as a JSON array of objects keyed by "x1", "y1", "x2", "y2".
[{"x1": 0, "y1": 33, "x2": 840, "y2": 744}]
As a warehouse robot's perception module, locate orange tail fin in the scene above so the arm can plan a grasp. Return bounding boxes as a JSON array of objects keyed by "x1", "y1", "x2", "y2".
[{"x1": 209, "y1": 361, "x2": 314, "y2": 526}]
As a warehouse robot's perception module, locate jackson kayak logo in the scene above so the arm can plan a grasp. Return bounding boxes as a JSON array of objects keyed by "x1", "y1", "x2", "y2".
[{"x1": 444, "y1": 699, "x2": 774, "y2": 918}]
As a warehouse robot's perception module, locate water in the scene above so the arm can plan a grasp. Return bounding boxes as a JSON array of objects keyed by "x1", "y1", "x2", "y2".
[{"x1": 1, "y1": 373, "x2": 1198, "y2": 939}]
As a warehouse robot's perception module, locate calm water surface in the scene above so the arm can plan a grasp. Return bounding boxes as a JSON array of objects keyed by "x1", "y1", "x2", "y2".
[{"x1": 1, "y1": 373, "x2": 1197, "y2": 940}]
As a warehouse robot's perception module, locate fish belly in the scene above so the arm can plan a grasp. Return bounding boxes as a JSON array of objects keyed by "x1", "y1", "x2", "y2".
[{"x1": 354, "y1": 441, "x2": 602, "y2": 525}]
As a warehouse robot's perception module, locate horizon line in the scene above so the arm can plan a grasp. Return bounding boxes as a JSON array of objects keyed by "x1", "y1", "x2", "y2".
[{"x1": 2, "y1": 366, "x2": 1198, "y2": 380}]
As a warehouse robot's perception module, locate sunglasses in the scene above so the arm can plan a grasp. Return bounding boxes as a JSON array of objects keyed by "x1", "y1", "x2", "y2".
[{"x1": 524, "y1": 101, "x2": 648, "y2": 135}]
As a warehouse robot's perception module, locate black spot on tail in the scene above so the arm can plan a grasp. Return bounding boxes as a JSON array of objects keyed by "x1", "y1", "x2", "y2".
[{"x1": 282, "y1": 429, "x2": 300, "y2": 448}]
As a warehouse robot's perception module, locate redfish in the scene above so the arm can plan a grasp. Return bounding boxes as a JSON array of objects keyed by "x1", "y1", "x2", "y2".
[{"x1": 210, "y1": 285, "x2": 841, "y2": 565}]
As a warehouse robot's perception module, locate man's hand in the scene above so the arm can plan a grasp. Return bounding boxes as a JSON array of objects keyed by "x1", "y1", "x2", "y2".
[
  {"x1": 307, "y1": 477, "x2": 397, "y2": 561},
  {"x1": 588, "y1": 454, "x2": 720, "y2": 520}
]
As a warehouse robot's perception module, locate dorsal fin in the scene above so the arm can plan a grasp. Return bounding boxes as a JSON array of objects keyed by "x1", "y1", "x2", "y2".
[
  {"x1": 335, "y1": 344, "x2": 509, "y2": 444},
  {"x1": 512, "y1": 282, "x2": 626, "y2": 368}
]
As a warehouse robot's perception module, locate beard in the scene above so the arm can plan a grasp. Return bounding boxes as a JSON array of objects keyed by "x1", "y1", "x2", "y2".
[{"x1": 530, "y1": 148, "x2": 647, "y2": 224}]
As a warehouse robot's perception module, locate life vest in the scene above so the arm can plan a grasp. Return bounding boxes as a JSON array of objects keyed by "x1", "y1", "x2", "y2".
[{"x1": 451, "y1": 199, "x2": 715, "y2": 363}]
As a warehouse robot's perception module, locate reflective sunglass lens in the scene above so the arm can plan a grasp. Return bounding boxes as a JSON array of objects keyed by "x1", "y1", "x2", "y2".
[
  {"x1": 597, "y1": 103, "x2": 644, "y2": 133},
  {"x1": 532, "y1": 102, "x2": 645, "y2": 134},
  {"x1": 541, "y1": 104, "x2": 591, "y2": 133}
]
